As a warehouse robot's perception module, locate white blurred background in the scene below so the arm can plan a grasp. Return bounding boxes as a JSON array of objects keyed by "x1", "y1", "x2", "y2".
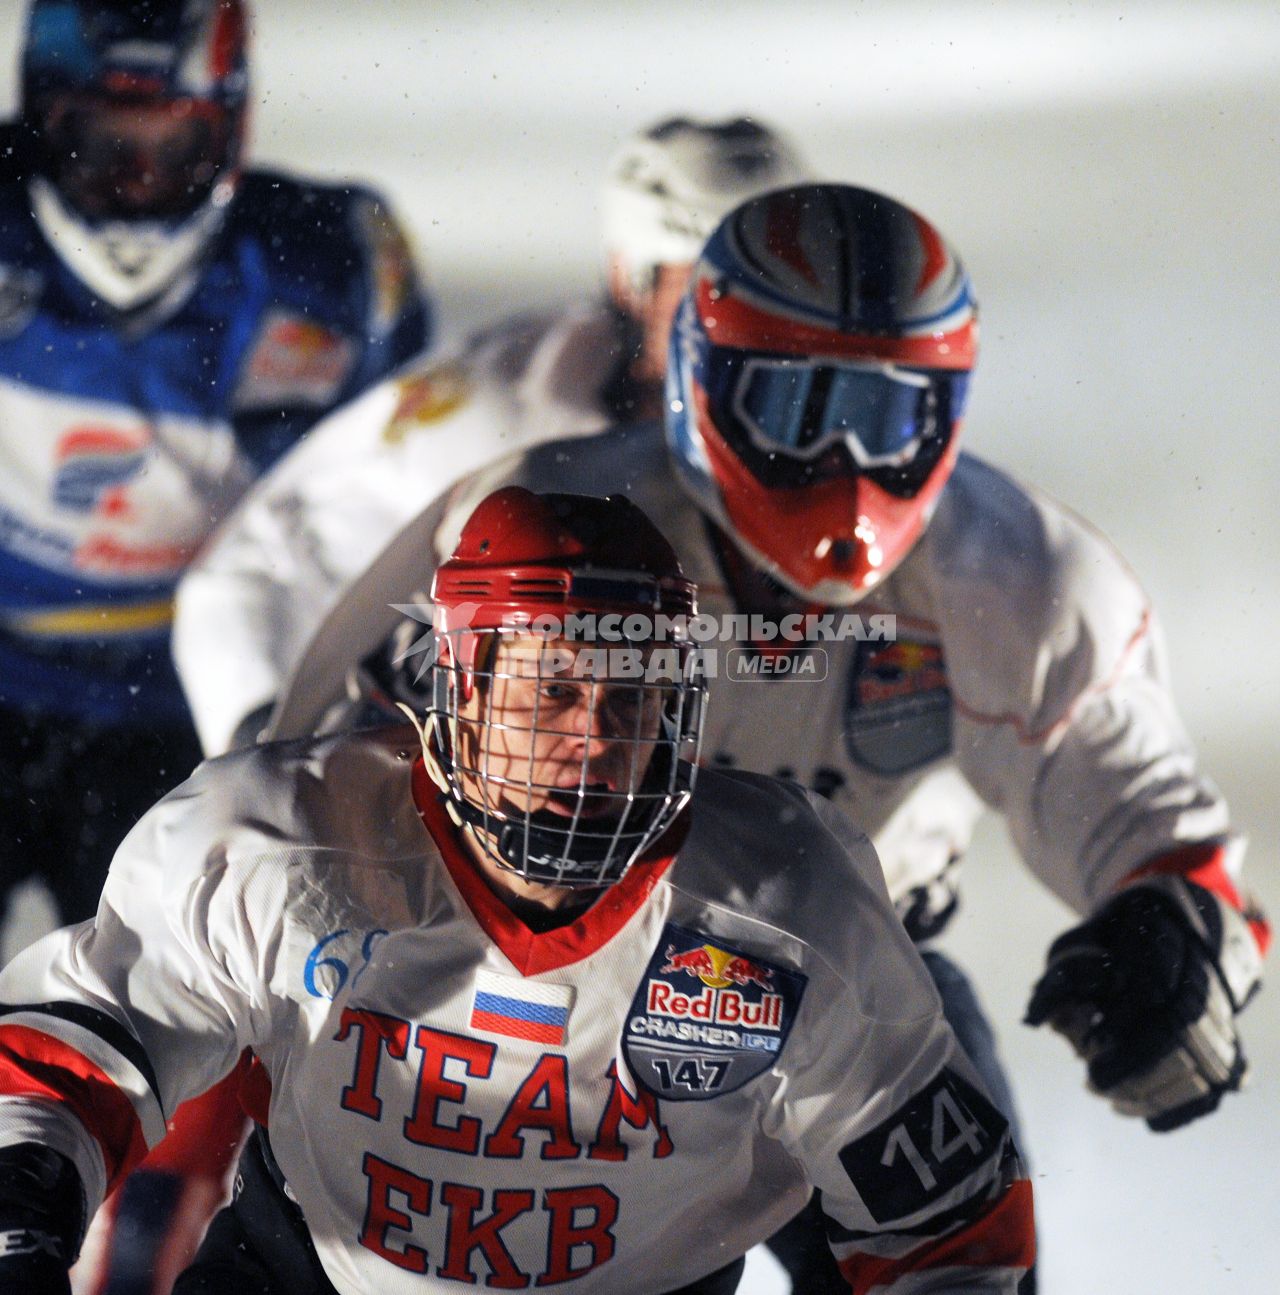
[{"x1": 2, "y1": 1, "x2": 1278, "y2": 1290}]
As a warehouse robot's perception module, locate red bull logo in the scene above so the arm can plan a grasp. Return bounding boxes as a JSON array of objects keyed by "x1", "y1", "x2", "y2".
[
  {"x1": 237, "y1": 310, "x2": 356, "y2": 408},
  {"x1": 384, "y1": 361, "x2": 471, "y2": 443},
  {"x1": 645, "y1": 981, "x2": 784, "y2": 1031},
  {"x1": 857, "y1": 638, "x2": 947, "y2": 706},
  {"x1": 627, "y1": 922, "x2": 807, "y2": 1098},
  {"x1": 264, "y1": 319, "x2": 349, "y2": 368},
  {"x1": 659, "y1": 942, "x2": 775, "y2": 991}
]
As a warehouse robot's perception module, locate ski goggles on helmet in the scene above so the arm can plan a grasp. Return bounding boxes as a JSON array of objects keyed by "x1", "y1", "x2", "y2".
[
  {"x1": 700, "y1": 344, "x2": 967, "y2": 496},
  {"x1": 735, "y1": 357, "x2": 934, "y2": 465}
]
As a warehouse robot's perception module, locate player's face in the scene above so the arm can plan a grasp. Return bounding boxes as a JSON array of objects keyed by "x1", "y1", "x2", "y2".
[
  {"x1": 41, "y1": 95, "x2": 231, "y2": 220},
  {"x1": 635, "y1": 262, "x2": 694, "y2": 382},
  {"x1": 607, "y1": 257, "x2": 694, "y2": 385},
  {"x1": 455, "y1": 634, "x2": 669, "y2": 824}
]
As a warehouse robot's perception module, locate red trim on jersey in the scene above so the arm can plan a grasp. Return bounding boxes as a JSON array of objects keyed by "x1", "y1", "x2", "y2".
[
  {"x1": 950, "y1": 605, "x2": 1152, "y2": 747},
  {"x1": 838, "y1": 1178, "x2": 1036, "y2": 1294},
  {"x1": 137, "y1": 1061, "x2": 251, "y2": 1179},
  {"x1": 89, "y1": 1065, "x2": 252, "y2": 1295},
  {"x1": 0, "y1": 1024, "x2": 149, "y2": 1190},
  {"x1": 411, "y1": 758, "x2": 683, "y2": 977},
  {"x1": 237, "y1": 1051, "x2": 274, "y2": 1128},
  {"x1": 1123, "y1": 843, "x2": 1271, "y2": 956}
]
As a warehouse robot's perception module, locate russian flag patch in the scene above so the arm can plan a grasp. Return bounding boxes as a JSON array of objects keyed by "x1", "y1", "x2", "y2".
[{"x1": 470, "y1": 970, "x2": 573, "y2": 1047}]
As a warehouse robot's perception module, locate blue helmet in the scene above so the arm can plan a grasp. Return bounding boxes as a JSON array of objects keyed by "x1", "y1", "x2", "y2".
[
  {"x1": 22, "y1": 0, "x2": 249, "y2": 112},
  {"x1": 21, "y1": 0, "x2": 251, "y2": 308}
]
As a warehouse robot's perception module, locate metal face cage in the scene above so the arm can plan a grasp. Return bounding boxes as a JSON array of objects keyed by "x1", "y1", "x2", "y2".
[{"x1": 425, "y1": 627, "x2": 707, "y2": 888}]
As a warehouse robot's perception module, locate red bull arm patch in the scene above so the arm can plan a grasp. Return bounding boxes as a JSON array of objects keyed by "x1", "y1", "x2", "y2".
[
  {"x1": 845, "y1": 631, "x2": 952, "y2": 775},
  {"x1": 624, "y1": 923, "x2": 806, "y2": 1101}
]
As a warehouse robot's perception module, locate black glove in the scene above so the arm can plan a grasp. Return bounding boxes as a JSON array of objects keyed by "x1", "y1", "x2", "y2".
[
  {"x1": 1025, "y1": 875, "x2": 1262, "y2": 1131},
  {"x1": 0, "y1": 1143, "x2": 85, "y2": 1294}
]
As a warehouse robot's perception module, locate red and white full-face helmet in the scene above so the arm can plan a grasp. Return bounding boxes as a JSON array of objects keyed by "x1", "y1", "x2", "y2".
[
  {"x1": 666, "y1": 183, "x2": 977, "y2": 606},
  {"x1": 418, "y1": 488, "x2": 705, "y2": 889}
]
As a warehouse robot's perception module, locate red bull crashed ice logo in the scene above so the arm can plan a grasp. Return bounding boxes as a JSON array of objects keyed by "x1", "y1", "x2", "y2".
[{"x1": 624, "y1": 923, "x2": 807, "y2": 1102}]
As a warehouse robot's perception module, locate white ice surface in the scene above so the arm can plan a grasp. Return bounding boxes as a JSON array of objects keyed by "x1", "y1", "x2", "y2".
[{"x1": 1, "y1": 3, "x2": 1277, "y2": 1291}]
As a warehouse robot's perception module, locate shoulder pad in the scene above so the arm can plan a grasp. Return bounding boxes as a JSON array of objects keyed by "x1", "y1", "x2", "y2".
[
  {"x1": 233, "y1": 167, "x2": 380, "y2": 235},
  {"x1": 926, "y1": 452, "x2": 1154, "y2": 736}
]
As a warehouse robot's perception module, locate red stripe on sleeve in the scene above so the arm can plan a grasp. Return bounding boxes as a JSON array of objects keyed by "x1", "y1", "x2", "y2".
[
  {"x1": 137, "y1": 1060, "x2": 250, "y2": 1180},
  {"x1": 838, "y1": 1178, "x2": 1036, "y2": 1295},
  {"x1": 1124, "y1": 843, "x2": 1271, "y2": 956},
  {"x1": 0, "y1": 1024, "x2": 150, "y2": 1191},
  {"x1": 236, "y1": 1050, "x2": 273, "y2": 1128}
]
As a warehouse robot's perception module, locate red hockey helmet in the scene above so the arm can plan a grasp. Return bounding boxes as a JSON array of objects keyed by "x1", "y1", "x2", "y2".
[
  {"x1": 421, "y1": 488, "x2": 704, "y2": 889},
  {"x1": 666, "y1": 184, "x2": 977, "y2": 605}
]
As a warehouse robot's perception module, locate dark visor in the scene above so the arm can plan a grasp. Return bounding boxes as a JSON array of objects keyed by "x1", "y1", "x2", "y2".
[{"x1": 38, "y1": 93, "x2": 234, "y2": 222}]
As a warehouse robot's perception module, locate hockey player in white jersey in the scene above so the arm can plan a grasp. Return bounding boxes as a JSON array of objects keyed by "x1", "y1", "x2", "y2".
[
  {"x1": 174, "y1": 116, "x2": 806, "y2": 756},
  {"x1": 269, "y1": 184, "x2": 1269, "y2": 1289},
  {"x1": 157, "y1": 114, "x2": 805, "y2": 1295},
  {"x1": 0, "y1": 488, "x2": 1036, "y2": 1294}
]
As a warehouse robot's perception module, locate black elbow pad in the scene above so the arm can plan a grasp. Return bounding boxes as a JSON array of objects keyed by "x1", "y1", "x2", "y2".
[{"x1": 0, "y1": 1142, "x2": 85, "y2": 1291}]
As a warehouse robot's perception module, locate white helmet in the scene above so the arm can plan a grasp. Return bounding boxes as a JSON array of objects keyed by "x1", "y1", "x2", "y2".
[{"x1": 601, "y1": 116, "x2": 807, "y2": 309}]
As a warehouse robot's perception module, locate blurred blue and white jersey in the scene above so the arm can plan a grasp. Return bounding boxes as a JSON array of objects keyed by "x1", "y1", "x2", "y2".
[{"x1": 0, "y1": 145, "x2": 430, "y2": 725}]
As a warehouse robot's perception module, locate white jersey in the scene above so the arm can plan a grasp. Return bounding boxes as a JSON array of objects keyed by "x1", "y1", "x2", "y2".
[
  {"x1": 0, "y1": 730, "x2": 1031, "y2": 1293},
  {"x1": 269, "y1": 424, "x2": 1234, "y2": 926},
  {"x1": 174, "y1": 302, "x2": 632, "y2": 755}
]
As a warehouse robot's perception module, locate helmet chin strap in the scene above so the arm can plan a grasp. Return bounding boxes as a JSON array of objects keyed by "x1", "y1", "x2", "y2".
[{"x1": 29, "y1": 175, "x2": 232, "y2": 313}]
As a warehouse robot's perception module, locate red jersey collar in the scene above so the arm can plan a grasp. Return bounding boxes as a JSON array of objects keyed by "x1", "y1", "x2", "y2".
[{"x1": 411, "y1": 758, "x2": 684, "y2": 976}]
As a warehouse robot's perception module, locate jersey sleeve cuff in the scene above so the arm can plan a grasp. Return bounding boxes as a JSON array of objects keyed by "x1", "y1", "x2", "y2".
[
  {"x1": 0, "y1": 1096, "x2": 108, "y2": 1219},
  {"x1": 1121, "y1": 840, "x2": 1271, "y2": 956}
]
